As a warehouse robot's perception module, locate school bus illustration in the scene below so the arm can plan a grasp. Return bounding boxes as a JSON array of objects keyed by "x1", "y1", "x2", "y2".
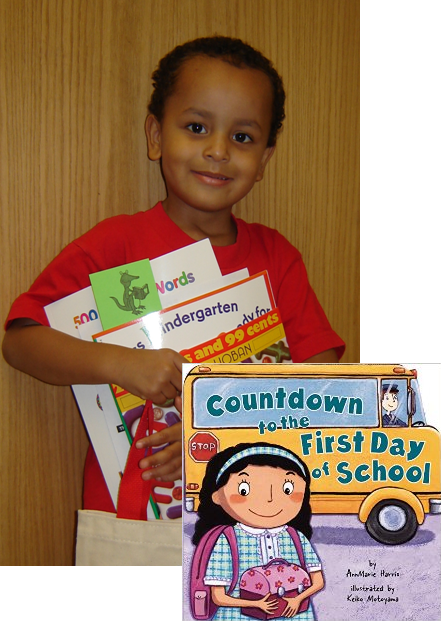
[{"x1": 183, "y1": 363, "x2": 441, "y2": 545}]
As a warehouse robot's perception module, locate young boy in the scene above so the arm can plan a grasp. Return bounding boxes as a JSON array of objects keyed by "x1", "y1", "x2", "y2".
[{"x1": 2, "y1": 36, "x2": 344, "y2": 512}]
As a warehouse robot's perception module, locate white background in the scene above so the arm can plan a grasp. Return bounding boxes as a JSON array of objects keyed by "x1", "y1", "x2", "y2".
[
  {"x1": 360, "y1": 1, "x2": 441, "y2": 365},
  {"x1": 361, "y1": 0, "x2": 441, "y2": 426}
]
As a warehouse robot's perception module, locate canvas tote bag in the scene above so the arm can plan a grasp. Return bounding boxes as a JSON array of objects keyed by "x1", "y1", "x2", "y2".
[{"x1": 75, "y1": 401, "x2": 182, "y2": 565}]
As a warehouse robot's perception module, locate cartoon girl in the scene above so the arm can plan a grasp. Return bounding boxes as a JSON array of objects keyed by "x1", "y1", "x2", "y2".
[{"x1": 192, "y1": 442, "x2": 324, "y2": 620}]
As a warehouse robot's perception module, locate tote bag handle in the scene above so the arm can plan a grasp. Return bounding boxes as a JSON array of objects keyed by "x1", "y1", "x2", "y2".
[{"x1": 116, "y1": 400, "x2": 155, "y2": 520}]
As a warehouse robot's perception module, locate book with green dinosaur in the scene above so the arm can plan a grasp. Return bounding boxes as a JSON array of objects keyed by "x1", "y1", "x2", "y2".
[{"x1": 90, "y1": 259, "x2": 162, "y2": 330}]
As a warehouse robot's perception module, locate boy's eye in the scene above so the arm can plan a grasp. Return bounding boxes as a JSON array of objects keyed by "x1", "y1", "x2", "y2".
[
  {"x1": 238, "y1": 481, "x2": 250, "y2": 496},
  {"x1": 283, "y1": 481, "x2": 294, "y2": 495},
  {"x1": 187, "y1": 123, "x2": 207, "y2": 134},
  {"x1": 233, "y1": 132, "x2": 252, "y2": 143}
]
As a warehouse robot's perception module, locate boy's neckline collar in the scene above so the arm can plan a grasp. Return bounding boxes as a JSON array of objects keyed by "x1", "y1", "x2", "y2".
[{"x1": 154, "y1": 201, "x2": 251, "y2": 269}]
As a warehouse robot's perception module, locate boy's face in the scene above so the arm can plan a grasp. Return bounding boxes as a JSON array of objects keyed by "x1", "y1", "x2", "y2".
[{"x1": 146, "y1": 56, "x2": 275, "y2": 217}]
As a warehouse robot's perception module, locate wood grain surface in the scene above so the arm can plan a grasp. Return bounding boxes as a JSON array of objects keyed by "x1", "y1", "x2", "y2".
[{"x1": 0, "y1": 0, "x2": 359, "y2": 564}]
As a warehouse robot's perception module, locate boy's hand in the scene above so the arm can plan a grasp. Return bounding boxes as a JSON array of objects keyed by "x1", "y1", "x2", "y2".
[
  {"x1": 115, "y1": 348, "x2": 186, "y2": 404},
  {"x1": 137, "y1": 421, "x2": 182, "y2": 482},
  {"x1": 137, "y1": 395, "x2": 183, "y2": 482}
]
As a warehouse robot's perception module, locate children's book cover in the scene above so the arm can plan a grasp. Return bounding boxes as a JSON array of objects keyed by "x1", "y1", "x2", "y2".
[
  {"x1": 182, "y1": 363, "x2": 441, "y2": 621},
  {"x1": 89, "y1": 239, "x2": 224, "y2": 330}
]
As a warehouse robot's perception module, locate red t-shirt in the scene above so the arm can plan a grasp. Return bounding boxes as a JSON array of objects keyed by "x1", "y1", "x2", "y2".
[{"x1": 5, "y1": 202, "x2": 345, "y2": 511}]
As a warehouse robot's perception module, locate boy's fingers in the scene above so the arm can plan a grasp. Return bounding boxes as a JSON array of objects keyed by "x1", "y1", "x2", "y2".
[
  {"x1": 136, "y1": 422, "x2": 181, "y2": 448},
  {"x1": 148, "y1": 356, "x2": 182, "y2": 400},
  {"x1": 138, "y1": 433, "x2": 181, "y2": 466},
  {"x1": 155, "y1": 458, "x2": 181, "y2": 479},
  {"x1": 174, "y1": 395, "x2": 182, "y2": 414},
  {"x1": 165, "y1": 354, "x2": 184, "y2": 388},
  {"x1": 147, "y1": 389, "x2": 175, "y2": 405},
  {"x1": 142, "y1": 456, "x2": 182, "y2": 481},
  {"x1": 155, "y1": 468, "x2": 182, "y2": 482},
  {"x1": 139, "y1": 442, "x2": 181, "y2": 470},
  {"x1": 157, "y1": 381, "x2": 179, "y2": 402},
  {"x1": 159, "y1": 389, "x2": 178, "y2": 403}
]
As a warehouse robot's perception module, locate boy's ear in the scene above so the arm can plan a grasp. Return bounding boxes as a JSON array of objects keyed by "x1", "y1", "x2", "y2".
[
  {"x1": 255, "y1": 146, "x2": 276, "y2": 182},
  {"x1": 145, "y1": 114, "x2": 162, "y2": 161}
]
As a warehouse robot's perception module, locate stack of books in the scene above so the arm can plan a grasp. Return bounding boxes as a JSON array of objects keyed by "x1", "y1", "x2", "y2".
[{"x1": 44, "y1": 239, "x2": 291, "y2": 519}]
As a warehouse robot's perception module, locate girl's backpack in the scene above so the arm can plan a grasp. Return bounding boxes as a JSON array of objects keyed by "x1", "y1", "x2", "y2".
[
  {"x1": 190, "y1": 525, "x2": 239, "y2": 620},
  {"x1": 189, "y1": 525, "x2": 310, "y2": 620}
]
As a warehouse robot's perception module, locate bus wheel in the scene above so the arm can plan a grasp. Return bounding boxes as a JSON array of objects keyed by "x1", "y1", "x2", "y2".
[{"x1": 365, "y1": 499, "x2": 418, "y2": 545}]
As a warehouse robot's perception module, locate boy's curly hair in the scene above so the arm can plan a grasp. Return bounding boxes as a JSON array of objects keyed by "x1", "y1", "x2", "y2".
[{"x1": 148, "y1": 36, "x2": 285, "y2": 147}]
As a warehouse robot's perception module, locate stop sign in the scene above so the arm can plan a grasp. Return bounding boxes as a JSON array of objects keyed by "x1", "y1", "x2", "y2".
[{"x1": 189, "y1": 431, "x2": 219, "y2": 462}]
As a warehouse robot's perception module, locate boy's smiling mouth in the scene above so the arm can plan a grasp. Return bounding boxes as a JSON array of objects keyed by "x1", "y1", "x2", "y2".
[{"x1": 192, "y1": 170, "x2": 232, "y2": 185}]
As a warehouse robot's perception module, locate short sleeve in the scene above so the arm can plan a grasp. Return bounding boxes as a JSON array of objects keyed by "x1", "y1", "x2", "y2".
[
  {"x1": 4, "y1": 215, "x2": 132, "y2": 330},
  {"x1": 272, "y1": 234, "x2": 345, "y2": 361},
  {"x1": 297, "y1": 531, "x2": 322, "y2": 572},
  {"x1": 204, "y1": 534, "x2": 234, "y2": 587}
]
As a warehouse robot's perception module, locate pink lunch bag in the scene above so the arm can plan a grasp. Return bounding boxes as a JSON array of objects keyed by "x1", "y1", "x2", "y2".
[{"x1": 239, "y1": 558, "x2": 311, "y2": 619}]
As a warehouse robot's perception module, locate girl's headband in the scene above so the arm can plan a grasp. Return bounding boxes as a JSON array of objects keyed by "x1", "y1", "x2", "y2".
[{"x1": 215, "y1": 446, "x2": 306, "y2": 484}]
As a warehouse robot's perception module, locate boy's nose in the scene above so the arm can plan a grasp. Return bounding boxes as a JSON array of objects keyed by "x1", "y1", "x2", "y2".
[{"x1": 203, "y1": 132, "x2": 230, "y2": 162}]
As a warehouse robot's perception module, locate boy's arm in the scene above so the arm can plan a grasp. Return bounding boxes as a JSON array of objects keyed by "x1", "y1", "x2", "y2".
[
  {"x1": 303, "y1": 348, "x2": 339, "y2": 363},
  {"x1": 3, "y1": 319, "x2": 186, "y2": 482},
  {"x1": 2, "y1": 319, "x2": 185, "y2": 403}
]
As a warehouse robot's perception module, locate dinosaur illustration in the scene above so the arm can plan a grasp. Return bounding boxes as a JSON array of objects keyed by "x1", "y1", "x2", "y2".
[{"x1": 109, "y1": 270, "x2": 150, "y2": 315}]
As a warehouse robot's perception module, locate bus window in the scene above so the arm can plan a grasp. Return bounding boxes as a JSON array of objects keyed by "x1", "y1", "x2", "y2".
[
  {"x1": 192, "y1": 377, "x2": 380, "y2": 429},
  {"x1": 410, "y1": 378, "x2": 427, "y2": 426},
  {"x1": 380, "y1": 379, "x2": 408, "y2": 426}
]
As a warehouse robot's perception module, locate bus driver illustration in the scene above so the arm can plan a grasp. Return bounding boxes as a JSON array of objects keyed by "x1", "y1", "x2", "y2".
[
  {"x1": 190, "y1": 442, "x2": 324, "y2": 620},
  {"x1": 381, "y1": 384, "x2": 406, "y2": 427}
]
